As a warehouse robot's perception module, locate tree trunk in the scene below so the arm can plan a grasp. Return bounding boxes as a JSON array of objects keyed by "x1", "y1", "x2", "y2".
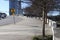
[
  {"x1": 42, "y1": 8, "x2": 45, "y2": 37},
  {"x1": 45, "y1": 12, "x2": 47, "y2": 24}
]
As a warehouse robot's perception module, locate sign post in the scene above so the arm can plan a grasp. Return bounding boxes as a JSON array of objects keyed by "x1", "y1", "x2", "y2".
[{"x1": 11, "y1": 8, "x2": 15, "y2": 24}]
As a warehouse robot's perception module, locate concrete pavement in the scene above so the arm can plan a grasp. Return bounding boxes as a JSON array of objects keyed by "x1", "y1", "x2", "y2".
[
  {"x1": 0, "y1": 16, "x2": 53, "y2": 40},
  {"x1": 54, "y1": 28, "x2": 60, "y2": 40},
  {"x1": 0, "y1": 16, "x2": 22, "y2": 26}
]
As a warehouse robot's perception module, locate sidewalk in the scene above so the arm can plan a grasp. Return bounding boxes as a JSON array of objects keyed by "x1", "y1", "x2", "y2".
[
  {"x1": 0, "y1": 16, "x2": 53, "y2": 40},
  {"x1": 54, "y1": 28, "x2": 60, "y2": 40}
]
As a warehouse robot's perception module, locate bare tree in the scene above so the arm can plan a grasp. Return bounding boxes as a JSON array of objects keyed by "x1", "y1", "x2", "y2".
[{"x1": 24, "y1": 0, "x2": 56, "y2": 39}]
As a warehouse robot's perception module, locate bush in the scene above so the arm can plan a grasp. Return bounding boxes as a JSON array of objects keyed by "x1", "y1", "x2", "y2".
[{"x1": 32, "y1": 35, "x2": 53, "y2": 40}]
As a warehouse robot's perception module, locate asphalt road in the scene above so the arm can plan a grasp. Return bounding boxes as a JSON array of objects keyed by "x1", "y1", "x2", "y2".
[
  {"x1": 0, "y1": 16, "x2": 52, "y2": 40},
  {"x1": 0, "y1": 16, "x2": 22, "y2": 26},
  {"x1": 54, "y1": 28, "x2": 60, "y2": 40}
]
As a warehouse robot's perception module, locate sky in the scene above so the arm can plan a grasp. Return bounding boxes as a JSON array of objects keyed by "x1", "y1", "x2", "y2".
[
  {"x1": 0, "y1": 0, "x2": 9, "y2": 15},
  {"x1": 48, "y1": 11, "x2": 59, "y2": 16},
  {"x1": 0, "y1": 0, "x2": 59, "y2": 16},
  {"x1": 0, "y1": 0, "x2": 31, "y2": 16}
]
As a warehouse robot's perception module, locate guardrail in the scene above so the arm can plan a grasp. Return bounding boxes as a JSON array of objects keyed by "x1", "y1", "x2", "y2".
[
  {"x1": 48, "y1": 19, "x2": 56, "y2": 28},
  {"x1": 47, "y1": 19, "x2": 56, "y2": 40}
]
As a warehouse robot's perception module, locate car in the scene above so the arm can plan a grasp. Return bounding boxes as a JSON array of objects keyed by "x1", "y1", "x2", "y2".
[
  {"x1": 0, "y1": 13, "x2": 7, "y2": 19},
  {"x1": 56, "y1": 21, "x2": 60, "y2": 27}
]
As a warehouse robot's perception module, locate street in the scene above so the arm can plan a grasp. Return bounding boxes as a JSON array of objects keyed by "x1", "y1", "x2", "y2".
[
  {"x1": 54, "y1": 28, "x2": 60, "y2": 40},
  {"x1": 0, "y1": 16, "x2": 22, "y2": 26},
  {"x1": 0, "y1": 16, "x2": 52, "y2": 40}
]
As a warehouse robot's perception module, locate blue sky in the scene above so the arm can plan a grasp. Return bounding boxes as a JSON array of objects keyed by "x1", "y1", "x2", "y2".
[
  {"x1": 0, "y1": 0, "x2": 9, "y2": 15},
  {"x1": 0, "y1": 0, "x2": 59, "y2": 16},
  {"x1": 0, "y1": 0, "x2": 31, "y2": 16},
  {"x1": 48, "y1": 11, "x2": 59, "y2": 16}
]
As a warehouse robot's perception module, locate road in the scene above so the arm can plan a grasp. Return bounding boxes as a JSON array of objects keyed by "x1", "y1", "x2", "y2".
[
  {"x1": 54, "y1": 28, "x2": 60, "y2": 40},
  {"x1": 0, "y1": 16, "x2": 22, "y2": 26},
  {"x1": 0, "y1": 16, "x2": 52, "y2": 40}
]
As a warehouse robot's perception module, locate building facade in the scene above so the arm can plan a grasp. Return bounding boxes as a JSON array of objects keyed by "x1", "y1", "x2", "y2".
[{"x1": 9, "y1": 0, "x2": 22, "y2": 15}]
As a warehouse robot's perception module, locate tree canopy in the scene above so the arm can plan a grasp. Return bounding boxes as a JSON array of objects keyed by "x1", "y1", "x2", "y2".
[{"x1": 24, "y1": 0, "x2": 56, "y2": 17}]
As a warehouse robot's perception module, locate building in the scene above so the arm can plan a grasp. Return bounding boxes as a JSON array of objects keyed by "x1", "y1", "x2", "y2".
[
  {"x1": 9, "y1": 0, "x2": 22, "y2": 15},
  {"x1": 9, "y1": 0, "x2": 32, "y2": 15}
]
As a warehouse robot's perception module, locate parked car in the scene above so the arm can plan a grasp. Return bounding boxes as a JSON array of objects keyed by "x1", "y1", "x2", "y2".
[
  {"x1": 56, "y1": 21, "x2": 60, "y2": 27},
  {"x1": 0, "y1": 13, "x2": 7, "y2": 19}
]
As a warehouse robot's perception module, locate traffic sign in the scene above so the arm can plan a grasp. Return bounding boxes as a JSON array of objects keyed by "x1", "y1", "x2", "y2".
[
  {"x1": 11, "y1": 8, "x2": 15, "y2": 13},
  {"x1": 10, "y1": 8, "x2": 16, "y2": 24}
]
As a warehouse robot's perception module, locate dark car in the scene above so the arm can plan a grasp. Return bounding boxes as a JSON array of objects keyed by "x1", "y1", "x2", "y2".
[
  {"x1": 56, "y1": 21, "x2": 60, "y2": 27},
  {"x1": 0, "y1": 13, "x2": 7, "y2": 19}
]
